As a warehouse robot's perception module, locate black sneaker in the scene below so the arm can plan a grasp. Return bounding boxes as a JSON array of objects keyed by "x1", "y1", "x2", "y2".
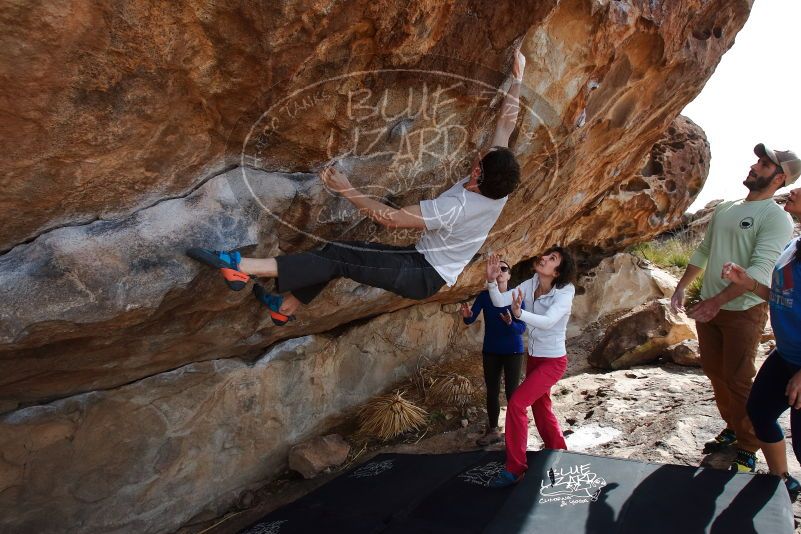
[
  {"x1": 784, "y1": 473, "x2": 801, "y2": 501},
  {"x1": 730, "y1": 448, "x2": 756, "y2": 473},
  {"x1": 703, "y1": 428, "x2": 737, "y2": 454}
]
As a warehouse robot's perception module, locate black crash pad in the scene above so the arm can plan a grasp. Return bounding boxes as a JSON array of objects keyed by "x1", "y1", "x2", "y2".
[{"x1": 240, "y1": 450, "x2": 793, "y2": 534}]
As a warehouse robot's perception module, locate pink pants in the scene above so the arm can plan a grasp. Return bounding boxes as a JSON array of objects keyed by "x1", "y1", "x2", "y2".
[{"x1": 504, "y1": 355, "x2": 568, "y2": 476}]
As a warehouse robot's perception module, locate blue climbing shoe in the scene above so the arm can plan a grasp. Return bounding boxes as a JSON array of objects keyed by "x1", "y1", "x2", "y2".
[
  {"x1": 487, "y1": 469, "x2": 523, "y2": 489},
  {"x1": 784, "y1": 473, "x2": 801, "y2": 501},
  {"x1": 703, "y1": 428, "x2": 737, "y2": 454},
  {"x1": 186, "y1": 248, "x2": 250, "y2": 291},
  {"x1": 253, "y1": 284, "x2": 295, "y2": 326},
  {"x1": 730, "y1": 448, "x2": 757, "y2": 473}
]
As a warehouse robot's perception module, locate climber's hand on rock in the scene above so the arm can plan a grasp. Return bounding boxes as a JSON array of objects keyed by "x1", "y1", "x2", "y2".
[
  {"x1": 512, "y1": 48, "x2": 526, "y2": 80},
  {"x1": 321, "y1": 166, "x2": 353, "y2": 195}
]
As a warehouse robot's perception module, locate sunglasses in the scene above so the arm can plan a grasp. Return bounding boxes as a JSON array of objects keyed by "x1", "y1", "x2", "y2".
[{"x1": 499, "y1": 265, "x2": 510, "y2": 273}]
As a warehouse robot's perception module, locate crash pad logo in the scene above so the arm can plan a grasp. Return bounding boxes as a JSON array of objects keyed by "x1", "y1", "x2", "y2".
[
  {"x1": 458, "y1": 461, "x2": 505, "y2": 487},
  {"x1": 241, "y1": 520, "x2": 288, "y2": 534},
  {"x1": 739, "y1": 217, "x2": 754, "y2": 230},
  {"x1": 350, "y1": 459, "x2": 395, "y2": 478},
  {"x1": 539, "y1": 463, "x2": 608, "y2": 507}
]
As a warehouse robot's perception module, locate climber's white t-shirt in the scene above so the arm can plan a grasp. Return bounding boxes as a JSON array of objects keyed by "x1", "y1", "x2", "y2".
[{"x1": 415, "y1": 178, "x2": 507, "y2": 286}]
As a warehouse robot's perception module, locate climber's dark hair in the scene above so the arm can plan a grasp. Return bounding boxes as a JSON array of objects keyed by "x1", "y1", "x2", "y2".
[{"x1": 478, "y1": 147, "x2": 520, "y2": 199}]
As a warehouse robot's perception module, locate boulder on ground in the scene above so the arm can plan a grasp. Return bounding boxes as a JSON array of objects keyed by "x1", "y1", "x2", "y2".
[
  {"x1": 662, "y1": 339, "x2": 701, "y2": 367},
  {"x1": 569, "y1": 253, "x2": 676, "y2": 337},
  {"x1": 288, "y1": 434, "x2": 351, "y2": 479},
  {"x1": 589, "y1": 299, "x2": 697, "y2": 370}
]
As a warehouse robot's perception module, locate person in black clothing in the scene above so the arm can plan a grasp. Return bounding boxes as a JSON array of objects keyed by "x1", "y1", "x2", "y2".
[{"x1": 461, "y1": 259, "x2": 526, "y2": 446}]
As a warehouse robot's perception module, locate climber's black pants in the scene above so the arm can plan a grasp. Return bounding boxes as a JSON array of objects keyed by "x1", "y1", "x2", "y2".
[{"x1": 275, "y1": 241, "x2": 446, "y2": 304}]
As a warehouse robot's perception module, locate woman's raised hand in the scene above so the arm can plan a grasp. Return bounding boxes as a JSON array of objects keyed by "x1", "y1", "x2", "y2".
[
  {"x1": 486, "y1": 254, "x2": 501, "y2": 282},
  {"x1": 511, "y1": 288, "x2": 524, "y2": 319}
]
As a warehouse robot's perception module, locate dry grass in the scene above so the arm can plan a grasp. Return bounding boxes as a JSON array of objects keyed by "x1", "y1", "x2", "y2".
[
  {"x1": 358, "y1": 390, "x2": 428, "y2": 441},
  {"x1": 629, "y1": 231, "x2": 701, "y2": 272},
  {"x1": 428, "y1": 374, "x2": 476, "y2": 407}
]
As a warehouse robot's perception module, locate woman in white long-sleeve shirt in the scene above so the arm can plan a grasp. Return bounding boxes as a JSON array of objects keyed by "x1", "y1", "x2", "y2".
[{"x1": 484, "y1": 247, "x2": 577, "y2": 488}]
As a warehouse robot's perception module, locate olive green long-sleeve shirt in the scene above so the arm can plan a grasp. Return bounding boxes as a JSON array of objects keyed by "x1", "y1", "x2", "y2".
[{"x1": 689, "y1": 198, "x2": 793, "y2": 311}]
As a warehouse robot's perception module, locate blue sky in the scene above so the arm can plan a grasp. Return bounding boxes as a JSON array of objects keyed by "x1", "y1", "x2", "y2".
[{"x1": 683, "y1": 0, "x2": 801, "y2": 212}]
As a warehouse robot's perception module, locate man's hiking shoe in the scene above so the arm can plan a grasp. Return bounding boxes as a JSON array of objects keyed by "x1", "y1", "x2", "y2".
[
  {"x1": 253, "y1": 284, "x2": 295, "y2": 326},
  {"x1": 186, "y1": 248, "x2": 250, "y2": 291},
  {"x1": 703, "y1": 428, "x2": 737, "y2": 454},
  {"x1": 730, "y1": 449, "x2": 757, "y2": 473},
  {"x1": 784, "y1": 473, "x2": 801, "y2": 501},
  {"x1": 488, "y1": 469, "x2": 523, "y2": 489}
]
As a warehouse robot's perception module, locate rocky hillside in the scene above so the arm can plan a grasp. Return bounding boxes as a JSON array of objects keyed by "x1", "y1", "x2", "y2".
[{"x1": 0, "y1": 1, "x2": 751, "y2": 533}]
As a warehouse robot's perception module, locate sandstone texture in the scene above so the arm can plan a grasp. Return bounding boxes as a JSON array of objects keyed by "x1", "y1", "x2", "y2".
[
  {"x1": 288, "y1": 435, "x2": 351, "y2": 479},
  {"x1": 1, "y1": 1, "x2": 751, "y2": 533},
  {"x1": 1, "y1": 0, "x2": 738, "y2": 413},
  {"x1": 569, "y1": 252, "x2": 675, "y2": 336},
  {"x1": 663, "y1": 339, "x2": 701, "y2": 367},
  {"x1": 0, "y1": 302, "x2": 480, "y2": 534},
  {"x1": 588, "y1": 298, "x2": 697, "y2": 370}
]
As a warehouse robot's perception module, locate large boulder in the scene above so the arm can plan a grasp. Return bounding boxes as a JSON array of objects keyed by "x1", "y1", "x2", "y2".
[
  {"x1": 569, "y1": 253, "x2": 676, "y2": 337},
  {"x1": 0, "y1": 1, "x2": 750, "y2": 532},
  {"x1": 1, "y1": 0, "x2": 740, "y2": 414},
  {"x1": 0, "y1": 302, "x2": 464, "y2": 534},
  {"x1": 589, "y1": 298, "x2": 697, "y2": 370}
]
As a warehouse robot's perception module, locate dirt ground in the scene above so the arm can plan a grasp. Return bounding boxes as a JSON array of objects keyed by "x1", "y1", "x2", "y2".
[{"x1": 178, "y1": 323, "x2": 799, "y2": 534}]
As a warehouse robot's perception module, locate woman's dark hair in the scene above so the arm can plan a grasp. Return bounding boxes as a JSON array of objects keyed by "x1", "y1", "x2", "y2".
[
  {"x1": 478, "y1": 147, "x2": 520, "y2": 199},
  {"x1": 538, "y1": 245, "x2": 576, "y2": 289}
]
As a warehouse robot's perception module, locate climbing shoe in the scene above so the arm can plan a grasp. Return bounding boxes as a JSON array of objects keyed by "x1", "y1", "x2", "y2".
[
  {"x1": 783, "y1": 473, "x2": 801, "y2": 501},
  {"x1": 487, "y1": 469, "x2": 524, "y2": 489},
  {"x1": 253, "y1": 284, "x2": 295, "y2": 326},
  {"x1": 703, "y1": 428, "x2": 738, "y2": 454},
  {"x1": 730, "y1": 449, "x2": 757, "y2": 473},
  {"x1": 186, "y1": 248, "x2": 250, "y2": 291}
]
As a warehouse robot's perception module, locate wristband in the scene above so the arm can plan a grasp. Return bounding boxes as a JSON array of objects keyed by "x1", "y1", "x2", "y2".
[{"x1": 751, "y1": 279, "x2": 759, "y2": 293}]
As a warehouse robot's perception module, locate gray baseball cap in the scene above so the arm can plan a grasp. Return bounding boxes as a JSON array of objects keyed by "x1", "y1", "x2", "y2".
[{"x1": 754, "y1": 143, "x2": 801, "y2": 187}]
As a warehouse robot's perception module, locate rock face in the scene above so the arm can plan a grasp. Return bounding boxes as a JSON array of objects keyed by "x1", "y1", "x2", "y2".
[
  {"x1": 569, "y1": 253, "x2": 676, "y2": 337},
  {"x1": 0, "y1": 302, "x2": 480, "y2": 534},
  {"x1": 1, "y1": 0, "x2": 733, "y2": 413},
  {"x1": 289, "y1": 435, "x2": 351, "y2": 479},
  {"x1": 663, "y1": 339, "x2": 701, "y2": 367},
  {"x1": 0, "y1": 1, "x2": 751, "y2": 533},
  {"x1": 588, "y1": 298, "x2": 697, "y2": 370}
]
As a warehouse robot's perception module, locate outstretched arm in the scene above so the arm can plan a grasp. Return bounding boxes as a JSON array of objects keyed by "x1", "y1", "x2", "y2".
[
  {"x1": 489, "y1": 49, "x2": 525, "y2": 148},
  {"x1": 321, "y1": 167, "x2": 426, "y2": 229},
  {"x1": 722, "y1": 262, "x2": 771, "y2": 301},
  {"x1": 486, "y1": 254, "x2": 520, "y2": 306},
  {"x1": 513, "y1": 286, "x2": 575, "y2": 329}
]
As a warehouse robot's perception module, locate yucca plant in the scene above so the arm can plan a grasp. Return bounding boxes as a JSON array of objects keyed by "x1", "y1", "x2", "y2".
[
  {"x1": 685, "y1": 276, "x2": 704, "y2": 308},
  {"x1": 429, "y1": 374, "x2": 476, "y2": 407},
  {"x1": 358, "y1": 390, "x2": 428, "y2": 441}
]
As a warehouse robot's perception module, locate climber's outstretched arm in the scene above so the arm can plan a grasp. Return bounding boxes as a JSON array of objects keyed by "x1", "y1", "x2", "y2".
[
  {"x1": 489, "y1": 49, "x2": 526, "y2": 149},
  {"x1": 320, "y1": 166, "x2": 426, "y2": 229}
]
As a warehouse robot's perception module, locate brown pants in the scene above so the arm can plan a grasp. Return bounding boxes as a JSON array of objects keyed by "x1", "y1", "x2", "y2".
[{"x1": 697, "y1": 303, "x2": 768, "y2": 452}]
